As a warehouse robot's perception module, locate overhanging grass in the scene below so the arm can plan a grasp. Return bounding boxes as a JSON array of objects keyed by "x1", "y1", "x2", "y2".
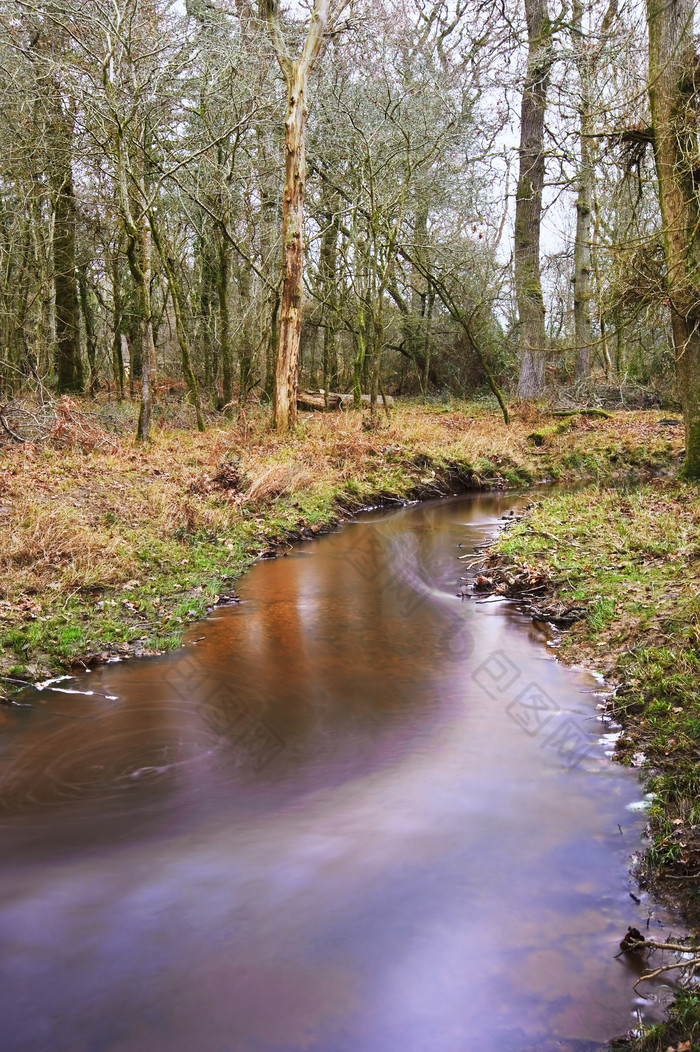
[{"x1": 492, "y1": 483, "x2": 700, "y2": 1050}]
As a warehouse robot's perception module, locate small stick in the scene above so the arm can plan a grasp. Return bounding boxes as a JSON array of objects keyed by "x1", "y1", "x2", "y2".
[{"x1": 0, "y1": 413, "x2": 25, "y2": 443}]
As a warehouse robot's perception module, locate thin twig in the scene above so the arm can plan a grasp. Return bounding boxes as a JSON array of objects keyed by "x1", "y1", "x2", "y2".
[
  {"x1": 0, "y1": 413, "x2": 25, "y2": 443},
  {"x1": 633, "y1": 957, "x2": 700, "y2": 993},
  {"x1": 519, "y1": 527, "x2": 582, "y2": 549}
]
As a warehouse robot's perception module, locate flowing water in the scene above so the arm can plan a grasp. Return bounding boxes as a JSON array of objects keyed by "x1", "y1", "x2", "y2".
[{"x1": 0, "y1": 492, "x2": 674, "y2": 1051}]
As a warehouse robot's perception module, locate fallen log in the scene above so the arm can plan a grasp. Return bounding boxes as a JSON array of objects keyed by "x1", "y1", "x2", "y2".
[
  {"x1": 337, "y1": 393, "x2": 394, "y2": 408},
  {"x1": 296, "y1": 390, "x2": 343, "y2": 412},
  {"x1": 296, "y1": 390, "x2": 395, "y2": 411},
  {"x1": 550, "y1": 407, "x2": 612, "y2": 419}
]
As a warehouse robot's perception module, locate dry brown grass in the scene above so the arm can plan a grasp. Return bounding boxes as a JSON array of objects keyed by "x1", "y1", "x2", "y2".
[
  {"x1": 1, "y1": 501, "x2": 136, "y2": 596},
  {"x1": 0, "y1": 400, "x2": 684, "y2": 627},
  {"x1": 246, "y1": 463, "x2": 316, "y2": 503}
]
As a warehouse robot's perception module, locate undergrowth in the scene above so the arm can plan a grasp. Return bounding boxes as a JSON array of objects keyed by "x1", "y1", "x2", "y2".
[{"x1": 0, "y1": 399, "x2": 683, "y2": 685}]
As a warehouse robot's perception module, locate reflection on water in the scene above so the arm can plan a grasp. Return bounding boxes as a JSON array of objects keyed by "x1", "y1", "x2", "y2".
[{"x1": 0, "y1": 493, "x2": 672, "y2": 1051}]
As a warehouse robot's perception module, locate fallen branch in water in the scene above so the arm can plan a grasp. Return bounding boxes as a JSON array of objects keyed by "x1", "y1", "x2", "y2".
[
  {"x1": 617, "y1": 931, "x2": 700, "y2": 994},
  {"x1": 633, "y1": 956, "x2": 700, "y2": 993}
]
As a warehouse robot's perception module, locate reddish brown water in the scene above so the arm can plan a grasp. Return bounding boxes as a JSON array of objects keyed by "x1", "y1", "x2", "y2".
[{"x1": 0, "y1": 493, "x2": 672, "y2": 1051}]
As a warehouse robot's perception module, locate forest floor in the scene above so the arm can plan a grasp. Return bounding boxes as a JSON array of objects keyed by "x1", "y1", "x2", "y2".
[
  {"x1": 0, "y1": 393, "x2": 694, "y2": 1046},
  {"x1": 0, "y1": 395, "x2": 683, "y2": 688},
  {"x1": 482, "y1": 487, "x2": 700, "y2": 1051}
]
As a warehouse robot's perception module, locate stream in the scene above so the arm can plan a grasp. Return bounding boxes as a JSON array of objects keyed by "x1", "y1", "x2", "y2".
[{"x1": 0, "y1": 491, "x2": 675, "y2": 1051}]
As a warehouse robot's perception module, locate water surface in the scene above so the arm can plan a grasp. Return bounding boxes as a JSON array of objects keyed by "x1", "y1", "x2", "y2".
[{"x1": 0, "y1": 493, "x2": 669, "y2": 1050}]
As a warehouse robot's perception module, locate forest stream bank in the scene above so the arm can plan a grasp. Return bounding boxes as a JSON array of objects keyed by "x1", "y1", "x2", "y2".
[
  {"x1": 477, "y1": 485, "x2": 700, "y2": 1050},
  {"x1": 0, "y1": 396, "x2": 695, "y2": 1046},
  {"x1": 0, "y1": 398, "x2": 684, "y2": 690}
]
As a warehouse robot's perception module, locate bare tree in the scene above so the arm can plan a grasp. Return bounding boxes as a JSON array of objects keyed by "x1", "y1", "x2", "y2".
[{"x1": 261, "y1": 0, "x2": 349, "y2": 431}]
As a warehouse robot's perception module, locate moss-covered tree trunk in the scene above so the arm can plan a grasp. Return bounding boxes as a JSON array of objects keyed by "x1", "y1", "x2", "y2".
[
  {"x1": 514, "y1": 0, "x2": 552, "y2": 399},
  {"x1": 216, "y1": 231, "x2": 233, "y2": 408},
  {"x1": 78, "y1": 266, "x2": 98, "y2": 396},
  {"x1": 257, "y1": 127, "x2": 280, "y2": 403},
  {"x1": 150, "y1": 218, "x2": 205, "y2": 432},
  {"x1": 52, "y1": 111, "x2": 83, "y2": 393},
  {"x1": 197, "y1": 230, "x2": 218, "y2": 393},
  {"x1": 130, "y1": 218, "x2": 157, "y2": 443},
  {"x1": 646, "y1": 0, "x2": 700, "y2": 477},
  {"x1": 571, "y1": 0, "x2": 593, "y2": 381},
  {"x1": 235, "y1": 257, "x2": 256, "y2": 402},
  {"x1": 111, "y1": 245, "x2": 126, "y2": 399},
  {"x1": 319, "y1": 182, "x2": 340, "y2": 401}
]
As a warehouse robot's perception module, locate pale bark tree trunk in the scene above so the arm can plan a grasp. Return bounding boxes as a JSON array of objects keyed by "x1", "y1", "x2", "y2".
[
  {"x1": 274, "y1": 61, "x2": 309, "y2": 430},
  {"x1": 646, "y1": 0, "x2": 700, "y2": 476},
  {"x1": 515, "y1": 0, "x2": 552, "y2": 399},
  {"x1": 262, "y1": 0, "x2": 345, "y2": 430}
]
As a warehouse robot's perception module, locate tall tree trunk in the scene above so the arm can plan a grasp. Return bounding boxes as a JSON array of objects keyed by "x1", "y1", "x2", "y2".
[
  {"x1": 29, "y1": 186, "x2": 52, "y2": 378},
  {"x1": 422, "y1": 288, "x2": 435, "y2": 394},
  {"x1": 78, "y1": 266, "x2": 98, "y2": 396},
  {"x1": 257, "y1": 126, "x2": 281, "y2": 402},
  {"x1": 263, "y1": 0, "x2": 337, "y2": 430},
  {"x1": 52, "y1": 136, "x2": 83, "y2": 393},
  {"x1": 128, "y1": 217, "x2": 156, "y2": 442},
  {"x1": 274, "y1": 62, "x2": 307, "y2": 430},
  {"x1": 319, "y1": 182, "x2": 340, "y2": 400},
  {"x1": 646, "y1": 0, "x2": 700, "y2": 476},
  {"x1": 127, "y1": 287, "x2": 143, "y2": 397},
  {"x1": 150, "y1": 218, "x2": 205, "y2": 432},
  {"x1": 217, "y1": 231, "x2": 233, "y2": 408},
  {"x1": 571, "y1": 0, "x2": 593, "y2": 381},
  {"x1": 407, "y1": 203, "x2": 430, "y2": 390},
  {"x1": 111, "y1": 246, "x2": 126, "y2": 399},
  {"x1": 237, "y1": 263, "x2": 256, "y2": 403},
  {"x1": 199, "y1": 233, "x2": 217, "y2": 392},
  {"x1": 514, "y1": 0, "x2": 552, "y2": 399}
]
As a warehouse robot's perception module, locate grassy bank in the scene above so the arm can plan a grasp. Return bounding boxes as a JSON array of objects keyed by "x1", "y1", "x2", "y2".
[
  {"x1": 488, "y1": 484, "x2": 700, "y2": 1050},
  {"x1": 0, "y1": 398, "x2": 683, "y2": 689}
]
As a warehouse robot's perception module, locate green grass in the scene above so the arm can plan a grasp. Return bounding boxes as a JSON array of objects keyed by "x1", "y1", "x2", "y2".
[
  {"x1": 493, "y1": 483, "x2": 700, "y2": 1050},
  {"x1": 0, "y1": 403, "x2": 684, "y2": 686}
]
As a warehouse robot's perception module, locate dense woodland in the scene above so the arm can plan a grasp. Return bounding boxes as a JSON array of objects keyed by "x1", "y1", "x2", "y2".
[{"x1": 0, "y1": 0, "x2": 699, "y2": 466}]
